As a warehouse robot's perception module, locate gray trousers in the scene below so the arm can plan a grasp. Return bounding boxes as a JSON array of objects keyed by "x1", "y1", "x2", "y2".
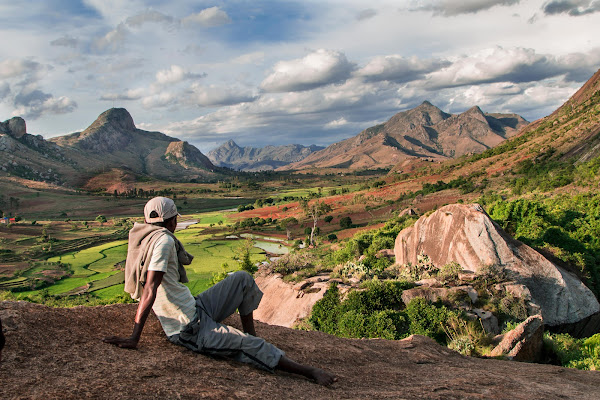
[{"x1": 171, "y1": 271, "x2": 285, "y2": 371}]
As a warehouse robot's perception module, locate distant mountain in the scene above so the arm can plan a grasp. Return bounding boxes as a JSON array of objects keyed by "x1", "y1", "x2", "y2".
[
  {"x1": 279, "y1": 101, "x2": 528, "y2": 171},
  {"x1": 0, "y1": 108, "x2": 220, "y2": 190},
  {"x1": 208, "y1": 140, "x2": 324, "y2": 171}
]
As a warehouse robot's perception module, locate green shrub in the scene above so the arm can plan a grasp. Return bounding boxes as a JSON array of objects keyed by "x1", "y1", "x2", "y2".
[
  {"x1": 406, "y1": 298, "x2": 454, "y2": 343},
  {"x1": 545, "y1": 333, "x2": 600, "y2": 370}
]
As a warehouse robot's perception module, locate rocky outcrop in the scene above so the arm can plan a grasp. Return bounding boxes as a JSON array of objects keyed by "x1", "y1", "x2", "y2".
[
  {"x1": 490, "y1": 315, "x2": 545, "y2": 362},
  {"x1": 394, "y1": 203, "x2": 600, "y2": 326},
  {"x1": 254, "y1": 274, "x2": 330, "y2": 327},
  {"x1": 0, "y1": 117, "x2": 26, "y2": 139},
  {"x1": 2, "y1": 301, "x2": 600, "y2": 399},
  {"x1": 165, "y1": 141, "x2": 215, "y2": 170}
]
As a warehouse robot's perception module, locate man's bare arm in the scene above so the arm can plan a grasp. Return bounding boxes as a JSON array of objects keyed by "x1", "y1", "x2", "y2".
[{"x1": 103, "y1": 270, "x2": 165, "y2": 349}]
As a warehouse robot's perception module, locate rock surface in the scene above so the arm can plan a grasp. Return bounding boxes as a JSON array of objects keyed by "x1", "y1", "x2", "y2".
[
  {"x1": 254, "y1": 274, "x2": 330, "y2": 327},
  {"x1": 2, "y1": 301, "x2": 600, "y2": 400},
  {"x1": 394, "y1": 203, "x2": 600, "y2": 326},
  {"x1": 0, "y1": 117, "x2": 26, "y2": 139},
  {"x1": 490, "y1": 315, "x2": 545, "y2": 362}
]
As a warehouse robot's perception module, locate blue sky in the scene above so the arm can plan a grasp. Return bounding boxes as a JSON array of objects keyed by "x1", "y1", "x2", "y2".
[{"x1": 0, "y1": 0, "x2": 599, "y2": 152}]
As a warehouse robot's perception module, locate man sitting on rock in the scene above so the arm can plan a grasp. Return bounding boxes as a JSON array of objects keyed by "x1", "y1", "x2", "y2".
[{"x1": 103, "y1": 197, "x2": 336, "y2": 386}]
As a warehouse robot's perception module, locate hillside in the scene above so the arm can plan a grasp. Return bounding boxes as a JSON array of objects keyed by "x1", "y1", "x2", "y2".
[
  {"x1": 279, "y1": 101, "x2": 528, "y2": 172},
  {"x1": 0, "y1": 108, "x2": 222, "y2": 190},
  {"x1": 2, "y1": 301, "x2": 600, "y2": 399},
  {"x1": 208, "y1": 140, "x2": 324, "y2": 171}
]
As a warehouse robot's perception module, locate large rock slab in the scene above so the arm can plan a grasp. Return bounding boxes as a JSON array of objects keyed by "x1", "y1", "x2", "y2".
[
  {"x1": 394, "y1": 203, "x2": 599, "y2": 326},
  {"x1": 254, "y1": 274, "x2": 329, "y2": 327},
  {"x1": 490, "y1": 315, "x2": 545, "y2": 362},
  {"x1": 2, "y1": 301, "x2": 600, "y2": 399}
]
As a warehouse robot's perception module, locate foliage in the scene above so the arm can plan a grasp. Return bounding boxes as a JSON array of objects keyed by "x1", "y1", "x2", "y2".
[
  {"x1": 308, "y1": 280, "x2": 469, "y2": 342},
  {"x1": 443, "y1": 315, "x2": 492, "y2": 356},
  {"x1": 300, "y1": 199, "x2": 333, "y2": 246},
  {"x1": 405, "y1": 297, "x2": 456, "y2": 343},
  {"x1": 545, "y1": 333, "x2": 600, "y2": 370},
  {"x1": 235, "y1": 237, "x2": 257, "y2": 274},
  {"x1": 339, "y1": 216, "x2": 353, "y2": 229},
  {"x1": 327, "y1": 214, "x2": 417, "y2": 270},
  {"x1": 209, "y1": 263, "x2": 232, "y2": 286},
  {"x1": 437, "y1": 262, "x2": 463, "y2": 284},
  {"x1": 487, "y1": 194, "x2": 600, "y2": 296}
]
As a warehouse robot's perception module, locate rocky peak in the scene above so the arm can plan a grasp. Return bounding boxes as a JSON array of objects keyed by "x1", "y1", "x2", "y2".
[
  {"x1": 0, "y1": 117, "x2": 26, "y2": 139},
  {"x1": 86, "y1": 108, "x2": 136, "y2": 133},
  {"x1": 461, "y1": 106, "x2": 487, "y2": 123},
  {"x1": 165, "y1": 141, "x2": 215, "y2": 170}
]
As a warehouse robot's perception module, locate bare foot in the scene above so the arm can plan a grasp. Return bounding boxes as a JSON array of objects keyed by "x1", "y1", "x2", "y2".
[{"x1": 310, "y1": 367, "x2": 338, "y2": 386}]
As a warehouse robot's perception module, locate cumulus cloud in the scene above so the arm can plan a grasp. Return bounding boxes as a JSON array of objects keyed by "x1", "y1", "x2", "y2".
[
  {"x1": 412, "y1": 0, "x2": 521, "y2": 16},
  {"x1": 184, "y1": 84, "x2": 257, "y2": 107},
  {"x1": 50, "y1": 35, "x2": 79, "y2": 48},
  {"x1": 182, "y1": 7, "x2": 232, "y2": 27},
  {"x1": 93, "y1": 23, "x2": 128, "y2": 52},
  {"x1": 155, "y1": 65, "x2": 206, "y2": 85},
  {"x1": 0, "y1": 59, "x2": 44, "y2": 79},
  {"x1": 260, "y1": 49, "x2": 356, "y2": 92},
  {"x1": 13, "y1": 87, "x2": 77, "y2": 119},
  {"x1": 357, "y1": 9, "x2": 377, "y2": 20},
  {"x1": 0, "y1": 82, "x2": 10, "y2": 99},
  {"x1": 141, "y1": 92, "x2": 177, "y2": 109},
  {"x1": 356, "y1": 55, "x2": 450, "y2": 83},
  {"x1": 542, "y1": 0, "x2": 600, "y2": 16},
  {"x1": 424, "y1": 46, "x2": 600, "y2": 89},
  {"x1": 125, "y1": 10, "x2": 175, "y2": 27},
  {"x1": 324, "y1": 117, "x2": 349, "y2": 129}
]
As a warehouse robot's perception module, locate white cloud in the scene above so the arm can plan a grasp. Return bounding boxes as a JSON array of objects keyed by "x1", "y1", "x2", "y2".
[
  {"x1": 100, "y1": 88, "x2": 145, "y2": 101},
  {"x1": 260, "y1": 49, "x2": 356, "y2": 92},
  {"x1": 413, "y1": 0, "x2": 521, "y2": 16},
  {"x1": 232, "y1": 52, "x2": 265, "y2": 65},
  {"x1": 356, "y1": 55, "x2": 450, "y2": 83},
  {"x1": 182, "y1": 7, "x2": 232, "y2": 27},
  {"x1": 324, "y1": 117, "x2": 349, "y2": 129},
  {"x1": 424, "y1": 46, "x2": 600, "y2": 89},
  {"x1": 92, "y1": 23, "x2": 128, "y2": 52},
  {"x1": 184, "y1": 84, "x2": 257, "y2": 107},
  {"x1": 155, "y1": 65, "x2": 206, "y2": 85},
  {"x1": 0, "y1": 59, "x2": 44, "y2": 79},
  {"x1": 141, "y1": 92, "x2": 176, "y2": 109}
]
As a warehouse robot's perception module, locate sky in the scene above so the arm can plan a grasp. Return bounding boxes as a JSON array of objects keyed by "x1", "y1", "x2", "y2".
[{"x1": 0, "y1": 0, "x2": 599, "y2": 153}]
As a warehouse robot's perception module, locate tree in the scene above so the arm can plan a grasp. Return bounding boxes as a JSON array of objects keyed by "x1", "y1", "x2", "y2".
[
  {"x1": 300, "y1": 199, "x2": 332, "y2": 247},
  {"x1": 96, "y1": 215, "x2": 107, "y2": 225},
  {"x1": 279, "y1": 217, "x2": 298, "y2": 240},
  {"x1": 324, "y1": 215, "x2": 333, "y2": 223},
  {"x1": 235, "y1": 237, "x2": 257, "y2": 274},
  {"x1": 340, "y1": 216, "x2": 353, "y2": 229}
]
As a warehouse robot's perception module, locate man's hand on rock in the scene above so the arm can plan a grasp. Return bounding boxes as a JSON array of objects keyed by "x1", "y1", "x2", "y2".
[{"x1": 102, "y1": 336, "x2": 139, "y2": 349}]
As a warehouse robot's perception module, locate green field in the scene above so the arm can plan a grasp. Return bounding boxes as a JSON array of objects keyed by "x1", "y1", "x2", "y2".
[{"x1": 12, "y1": 219, "x2": 280, "y2": 300}]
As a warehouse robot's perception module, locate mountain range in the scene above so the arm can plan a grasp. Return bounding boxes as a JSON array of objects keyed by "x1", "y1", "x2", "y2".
[
  {"x1": 0, "y1": 108, "x2": 221, "y2": 190},
  {"x1": 0, "y1": 101, "x2": 531, "y2": 190},
  {"x1": 208, "y1": 140, "x2": 324, "y2": 171},
  {"x1": 279, "y1": 101, "x2": 528, "y2": 171}
]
